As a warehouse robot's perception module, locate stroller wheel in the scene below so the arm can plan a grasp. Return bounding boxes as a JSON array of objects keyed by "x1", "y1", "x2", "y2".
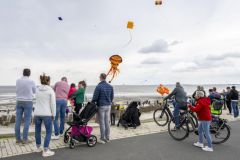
[
  {"x1": 64, "y1": 134, "x2": 70, "y2": 143},
  {"x1": 87, "y1": 135, "x2": 97, "y2": 147},
  {"x1": 70, "y1": 139, "x2": 75, "y2": 149}
]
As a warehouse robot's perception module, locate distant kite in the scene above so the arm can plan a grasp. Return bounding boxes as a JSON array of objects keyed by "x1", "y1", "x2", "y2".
[
  {"x1": 156, "y1": 84, "x2": 169, "y2": 96},
  {"x1": 122, "y1": 21, "x2": 134, "y2": 48},
  {"x1": 106, "y1": 55, "x2": 122, "y2": 83},
  {"x1": 58, "y1": 17, "x2": 63, "y2": 21},
  {"x1": 155, "y1": 0, "x2": 163, "y2": 5}
]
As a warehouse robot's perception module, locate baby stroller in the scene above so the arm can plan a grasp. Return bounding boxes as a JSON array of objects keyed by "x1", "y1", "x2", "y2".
[
  {"x1": 64, "y1": 102, "x2": 98, "y2": 149},
  {"x1": 117, "y1": 101, "x2": 141, "y2": 129}
]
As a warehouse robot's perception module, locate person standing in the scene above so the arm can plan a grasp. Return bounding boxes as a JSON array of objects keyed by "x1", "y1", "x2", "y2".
[
  {"x1": 34, "y1": 74, "x2": 56, "y2": 157},
  {"x1": 68, "y1": 83, "x2": 77, "y2": 99},
  {"x1": 225, "y1": 87, "x2": 232, "y2": 115},
  {"x1": 52, "y1": 77, "x2": 70, "y2": 140},
  {"x1": 188, "y1": 91, "x2": 213, "y2": 152},
  {"x1": 71, "y1": 81, "x2": 87, "y2": 120},
  {"x1": 229, "y1": 86, "x2": 239, "y2": 118},
  {"x1": 164, "y1": 82, "x2": 187, "y2": 128},
  {"x1": 92, "y1": 73, "x2": 114, "y2": 144},
  {"x1": 15, "y1": 68, "x2": 36, "y2": 144}
]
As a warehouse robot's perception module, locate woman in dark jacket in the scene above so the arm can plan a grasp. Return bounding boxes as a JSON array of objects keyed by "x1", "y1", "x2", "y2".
[{"x1": 188, "y1": 91, "x2": 213, "y2": 152}]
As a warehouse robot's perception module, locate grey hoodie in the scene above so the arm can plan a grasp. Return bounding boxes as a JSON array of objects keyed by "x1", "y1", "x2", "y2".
[{"x1": 164, "y1": 84, "x2": 187, "y2": 105}]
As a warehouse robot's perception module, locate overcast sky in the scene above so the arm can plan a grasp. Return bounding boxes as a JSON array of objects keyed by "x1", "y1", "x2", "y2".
[{"x1": 0, "y1": 0, "x2": 240, "y2": 86}]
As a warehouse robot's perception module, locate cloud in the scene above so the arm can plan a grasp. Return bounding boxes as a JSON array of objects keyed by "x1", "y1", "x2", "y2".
[
  {"x1": 139, "y1": 39, "x2": 180, "y2": 54},
  {"x1": 206, "y1": 52, "x2": 240, "y2": 61},
  {"x1": 141, "y1": 59, "x2": 161, "y2": 65},
  {"x1": 171, "y1": 62, "x2": 198, "y2": 72}
]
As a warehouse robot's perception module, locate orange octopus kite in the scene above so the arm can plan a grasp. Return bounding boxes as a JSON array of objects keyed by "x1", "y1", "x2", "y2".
[
  {"x1": 106, "y1": 55, "x2": 122, "y2": 83},
  {"x1": 156, "y1": 84, "x2": 170, "y2": 96}
]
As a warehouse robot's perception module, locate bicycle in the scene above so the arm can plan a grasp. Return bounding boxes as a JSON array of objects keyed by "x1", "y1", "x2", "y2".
[
  {"x1": 168, "y1": 108, "x2": 197, "y2": 141},
  {"x1": 153, "y1": 99, "x2": 198, "y2": 132}
]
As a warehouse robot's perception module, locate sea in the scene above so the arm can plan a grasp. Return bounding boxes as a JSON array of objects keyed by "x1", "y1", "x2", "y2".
[{"x1": 0, "y1": 84, "x2": 239, "y2": 103}]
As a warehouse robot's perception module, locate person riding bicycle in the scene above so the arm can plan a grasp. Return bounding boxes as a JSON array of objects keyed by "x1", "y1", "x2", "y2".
[{"x1": 163, "y1": 82, "x2": 187, "y2": 129}]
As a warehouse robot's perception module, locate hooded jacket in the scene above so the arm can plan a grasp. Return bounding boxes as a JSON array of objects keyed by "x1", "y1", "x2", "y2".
[
  {"x1": 189, "y1": 97, "x2": 212, "y2": 121},
  {"x1": 34, "y1": 85, "x2": 56, "y2": 117},
  {"x1": 164, "y1": 84, "x2": 187, "y2": 105}
]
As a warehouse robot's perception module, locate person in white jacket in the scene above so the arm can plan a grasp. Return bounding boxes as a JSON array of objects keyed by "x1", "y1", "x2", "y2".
[{"x1": 34, "y1": 74, "x2": 56, "y2": 157}]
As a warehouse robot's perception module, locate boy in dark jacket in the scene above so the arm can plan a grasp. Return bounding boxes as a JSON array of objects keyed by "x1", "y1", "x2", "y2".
[{"x1": 229, "y1": 86, "x2": 239, "y2": 118}]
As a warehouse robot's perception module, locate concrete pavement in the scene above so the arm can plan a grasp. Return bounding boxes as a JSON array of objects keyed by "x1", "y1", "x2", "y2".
[{"x1": 1, "y1": 121, "x2": 240, "y2": 160}]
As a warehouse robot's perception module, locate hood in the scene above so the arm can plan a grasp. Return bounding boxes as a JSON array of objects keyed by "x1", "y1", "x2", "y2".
[
  {"x1": 197, "y1": 97, "x2": 211, "y2": 106},
  {"x1": 38, "y1": 85, "x2": 52, "y2": 92}
]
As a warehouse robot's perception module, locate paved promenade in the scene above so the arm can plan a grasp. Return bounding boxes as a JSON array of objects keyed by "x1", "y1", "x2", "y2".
[{"x1": 0, "y1": 110, "x2": 238, "y2": 159}]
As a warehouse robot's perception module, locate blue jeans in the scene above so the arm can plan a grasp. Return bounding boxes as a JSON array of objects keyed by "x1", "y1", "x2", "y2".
[
  {"x1": 98, "y1": 106, "x2": 111, "y2": 140},
  {"x1": 172, "y1": 101, "x2": 180, "y2": 127},
  {"x1": 54, "y1": 99, "x2": 67, "y2": 136},
  {"x1": 198, "y1": 121, "x2": 212, "y2": 148},
  {"x1": 15, "y1": 101, "x2": 33, "y2": 141},
  {"x1": 35, "y1": 116, "x2": 52, "y2": 150},
  {"x1": 231, "y1": 101, "x2": 239, "y2": 118}
]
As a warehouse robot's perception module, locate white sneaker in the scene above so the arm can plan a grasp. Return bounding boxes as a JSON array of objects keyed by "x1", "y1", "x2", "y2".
[
  {"x1": 42, "y1": 149, "x2": 55, "y2": 157},
  {"x1": 51, "y1": 135, "x2": 60, "y2": 140},
  {"x1": 98, "y1": 139, "x2": 106, "y2": 144},
  {"x1": 202, "y1": 146, "x2": 213, "y2": 152},
  {"x1": 60, "y1": 133, "x2": 64, "y2": 137},
  {"x1": 193, "y1": 142, "x2": 204, "y2": 148},
  {"x1": 35, "y1": 147, "x2": 42, "y2": 153}
]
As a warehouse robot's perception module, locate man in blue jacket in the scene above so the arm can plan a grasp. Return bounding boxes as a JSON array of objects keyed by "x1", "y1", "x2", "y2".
[{"x1": 92, "y1": 73, "x2": 114, "y2": 144}]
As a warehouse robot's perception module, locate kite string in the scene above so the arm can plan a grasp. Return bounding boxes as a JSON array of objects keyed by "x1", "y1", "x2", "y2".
[{"x1": 122, "y1": 29, "x2": 132, "y2": 49}]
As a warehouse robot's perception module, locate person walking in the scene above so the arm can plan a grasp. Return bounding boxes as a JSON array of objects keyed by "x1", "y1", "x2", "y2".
[
  {"x1": 71, "y1": 81, "x2": 87, "y2": 120},
  {"x1": 15, "y1": 68, "x2": 36, "y2": 144},
  {"x1": 188, "y1": 91, "x2": 213, "y2": 152},
  {"x1": 164, "y1": 82, "x2": 187, "y2": 128},
  {"x1": 52, "y1": 77, "x2": 70, "y2": 140},
  {"x1": 92, "y1": 73, "x2": 114, "y2": 144},
  {"x1": 34, "y1": 74, "x2": 56, "y2": 157},
  {"x1": 229, "y1": 86, "x2": 239, "y2": 118}
]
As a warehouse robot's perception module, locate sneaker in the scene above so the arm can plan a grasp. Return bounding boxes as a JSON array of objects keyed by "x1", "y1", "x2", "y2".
[
  {"x1": 98, "y1": 139, "x2": 106, "y2": 144},
  {"x1": 51, "y1": 135, "x2": 60, "y2": 140},
  {"x1": 105, "y1": 139, "x2": 110, "y2": 143},
  {"x1": 35, "y1": 147, "x2": 42, "y2": 153},
  {"x1": 60, "y1": 133, "x2": 64, "y2": 137},
  {"x1": 22, "y1": 139, "x2": 33, "y2": 144},
  {"x1": 42, "y1": 149, "x2": 55, "y2": 157},
  {"x1": 193, "y1": 142, "x2": 204, "y2": 148},
  {"x1": 202, "y1": 146, "x2": 213, "y2": 152}
]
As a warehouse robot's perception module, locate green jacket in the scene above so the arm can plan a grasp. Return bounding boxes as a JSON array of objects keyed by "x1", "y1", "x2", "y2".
[{"x1": 71, "y1": 88, "x2": 85, "y2": 104}]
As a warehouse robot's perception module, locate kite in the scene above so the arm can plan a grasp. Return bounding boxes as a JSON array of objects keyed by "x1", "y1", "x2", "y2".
[
  {"x1": 156, "y1": 84, "x2": 170, "y2": 96},
  {"x1": 58, "y1": 17, "x2": 63, "y2": 21},
  {"x1": 122, "y1": 21, "x2": 134, "y2": 48},
  {"x1": 155, "y1": 0, "x2": 163, "y2": 5},
  {"x1": 106, "y1": 55, "x2": 122, "y2": 83}
]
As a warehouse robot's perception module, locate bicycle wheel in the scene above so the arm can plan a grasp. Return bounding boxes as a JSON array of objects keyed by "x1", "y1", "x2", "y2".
[
  {"x1": 211, "y1": 124, "x2": 231, "y2": 144},
  {"x1": 168, "y1": 119, "x2": 189, "y2": 141},
  {"x1": 153, "y1": 109, "x2": 169, "y2": 126},
  {"x1": 190, "y1": 112, "x2": 198, "y2": 128}
]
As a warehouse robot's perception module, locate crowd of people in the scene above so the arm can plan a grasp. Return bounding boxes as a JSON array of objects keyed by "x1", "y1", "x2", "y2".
[
  {"x1": 14, "y1": 68, "x2": 239, "y2": 156},
  {"x1": 164, "y1": 82, "x2": 239, "y2": 152},
  {"x1": 15, "y1": 69, "x2": 113, "y2": 157}
]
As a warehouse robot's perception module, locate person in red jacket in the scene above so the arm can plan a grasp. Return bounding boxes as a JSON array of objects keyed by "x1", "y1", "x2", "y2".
[
  {"x1": 68, "y1": 83, "x2": 77, "y2": 99},
  {"x1": 188, "y1": 91, "x2": 213, "y2": 152}
]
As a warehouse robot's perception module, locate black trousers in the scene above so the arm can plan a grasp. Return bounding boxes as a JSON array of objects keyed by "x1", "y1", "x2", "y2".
[
  {"x1": 226, "y1": 101, "x2": 231, "y2": 114},
  {"x1": 111, "y1": 113, "x2": 116, "y2": 125},
  {"x1": 73, "y1": 103, "x2": 82, "y2": 121}
]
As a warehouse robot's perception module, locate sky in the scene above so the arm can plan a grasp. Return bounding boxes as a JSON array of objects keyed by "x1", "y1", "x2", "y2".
[{"x1": 0, "y1": 0, "x2": 240, "y2": 86}]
